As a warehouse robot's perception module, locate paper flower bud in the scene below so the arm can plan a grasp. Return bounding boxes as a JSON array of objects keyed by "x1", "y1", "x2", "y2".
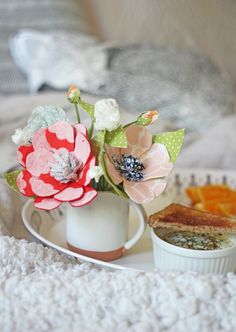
[
  {"x1": 67, "y1": 85, "x2": 80, "y2": 103},
  {"x1": 11, "y1": 127, "x2": 31, "y2": 145},
  {"x1": 94, "y1": 99, "x2": 120, "y2": 132},
  {"x1": 88, "y1": 165, "x2": 103, "y2": 183},
  {"x1": 137, "y1": 110, "x2": 159, "y2": 126}
]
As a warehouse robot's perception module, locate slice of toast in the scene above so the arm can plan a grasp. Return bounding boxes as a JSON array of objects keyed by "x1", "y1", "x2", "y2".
[{"x1": 148, "y1": 203, "x2": 236, "y2": 234}]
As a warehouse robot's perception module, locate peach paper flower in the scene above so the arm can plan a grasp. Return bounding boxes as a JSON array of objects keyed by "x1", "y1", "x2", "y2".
[
  {"x1": 104, "y1": 125, "x2": 173, "y2": 204},
  {"x1": 16, "y1": 121, "x2": 97, "y2": 210}
]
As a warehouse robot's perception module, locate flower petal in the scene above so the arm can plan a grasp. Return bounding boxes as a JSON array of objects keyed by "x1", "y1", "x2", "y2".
[
  {"x1": 70, "y1": 186, "x2": 97, "y2": 207},
  {"x1": 34, "y1": 197, "x2": 62, "y2": 210},
  {"x1": 16, "y1": 170, "x2": 35, "y2": 196},
  {"x1": 46, "y1": 121, "x2": 74, "y2": 151},
  {"x1": 77, "y1": 156, "x2": 96, "y2": 186},
  {"x1": 39, "y1": 174, "x2": 67, "y2": 191},
  {"x1": 141, "y1": 143, "x2": 173, "y2": 180},
  {"x1": 32, "y1": 128, "x2": 51, "y2": 150},
  {"x1": 104, "y1": 144, "x2": 121, "y2": 162},
  {"x1": 74, "y1": 123, "x2": 88, "y2": 138},
  {"x1": 17, "y1": 145, "x2": 34, "y2": 167},
  {"x1": 123, "y1": 179, "x2": 167, "y2": 204},
  {"x1": 29, "y1": 177, "x2": 59, "y2": 197},
  {"x1": 54, "y1": 184, "x2": 84, "y2": 202},
  {"x1": 74, "y1": 132, "x2": 91, "y2": 165},
  {"x1": 104, "y1": 154, "x2": 123, "y2": 185},
  {"x1": 122, "y1": 125, "x2": 152, "y2": 157},
  {"x1": 26, "y1": 148, "x2": 55, "y2": 177}
]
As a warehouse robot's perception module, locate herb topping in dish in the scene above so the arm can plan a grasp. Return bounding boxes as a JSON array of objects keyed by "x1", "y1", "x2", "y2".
[{"x1": 161, "y1": 231, "x2": 233, "y2": 250}]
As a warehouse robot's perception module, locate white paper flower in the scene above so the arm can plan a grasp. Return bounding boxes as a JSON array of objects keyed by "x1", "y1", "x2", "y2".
[
  {"x1": 27, "y1": 105, "x2": 67, "y2": 134},
  {"x1": 11, "y1": 127, "x2": 31, "y2": 145},
  {"x1": 94, "y1": 99, "x2": 120, "y2": 132},
  {"x1": 88, "y1": 165, "x2": 103, "y2": 183}
]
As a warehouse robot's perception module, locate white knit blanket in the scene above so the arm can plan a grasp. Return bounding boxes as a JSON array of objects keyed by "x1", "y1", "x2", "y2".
[
  {"x1": 1, "y1": 92, "x2": 236, "y2": 331},
  {"x1": 1, "y1": 234, "x2": 236, "y2": 332}
]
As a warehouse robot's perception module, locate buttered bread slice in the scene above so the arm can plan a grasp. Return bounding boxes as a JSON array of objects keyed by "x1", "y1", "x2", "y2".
[{"x1": 148, "y1": 203, "x2": 236, "y2": 234}]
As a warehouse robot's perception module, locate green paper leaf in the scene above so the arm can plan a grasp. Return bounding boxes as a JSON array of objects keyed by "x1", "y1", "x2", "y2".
[
  {"x1": 153, "y1": 128, "x2": 185, "y2": 162},
  {"x1": 78, "y1": 99, "x2": 94, "y2": 119},
  {"x1": 91, "y1": 131, "x2": 106, "y2": 157},
  {"x1": 105, "y1": 126, "x2": 127, "y2": 148},
  {"x1": 3, "y1": 170, "x2": 21, "y2": 192},
  {"x1": 93, "y1": 131, "x2": 106, "y2": 146}
]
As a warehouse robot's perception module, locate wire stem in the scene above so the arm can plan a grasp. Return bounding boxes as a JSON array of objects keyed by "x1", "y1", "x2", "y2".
[{"x1": 74, "y1": 104, "x2": 80, "y2": 123}]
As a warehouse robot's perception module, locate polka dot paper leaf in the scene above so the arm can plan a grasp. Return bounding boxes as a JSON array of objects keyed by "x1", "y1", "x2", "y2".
[
  {"x1": 90, "y1": 131, "x2": 106, "y2": 158},
  {"x1": 4, "y1": 170, "x2": 21, "y2": 193},
  {"x1": 90, "y1": 139, "x2": 100, "y2": 158},
  {"x1": 153, "y1": 128, "x2": 185, "y2": 163},
  {"x1": 137, "y1": 110, "x2": 159, "y2": 126},
  {"x1": 93, "y1": 131, "x2": 106, "y2": 147},
  {"x1": 78, "y1": 99, "x2": 95, "y2": 119},
  {"x1": 105, "y1": 126, "x2": 128, "y2": 148}
]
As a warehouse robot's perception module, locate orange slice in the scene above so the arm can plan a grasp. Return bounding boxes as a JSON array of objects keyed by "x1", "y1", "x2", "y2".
[
  {"x1": 186, "y1": 185, "x2": 231, "y2": 203},
  {"x1": 195, "y1": 197, "x2": 236, "y2": 215},
  {"x1": 217, "y1": 202, "x2": 236, "y2": 217}
]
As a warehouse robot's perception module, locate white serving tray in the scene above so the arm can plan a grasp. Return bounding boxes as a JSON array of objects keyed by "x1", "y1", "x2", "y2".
[{"x1": 22, "y1": 169, "x2": 236, "y2": 271}]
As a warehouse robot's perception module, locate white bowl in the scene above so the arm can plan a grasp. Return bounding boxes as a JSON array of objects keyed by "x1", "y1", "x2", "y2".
[{"x1": 151, "y1": 228, "x2": 236, "y2": 274}]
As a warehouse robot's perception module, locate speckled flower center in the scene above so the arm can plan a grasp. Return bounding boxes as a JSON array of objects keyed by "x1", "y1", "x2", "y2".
[
  {"x1": 112, "y1": 154, "x2": 145, "y2": 182},
  {"x1": 49, "y1": 149, "x2": 82, "y2": 183}
]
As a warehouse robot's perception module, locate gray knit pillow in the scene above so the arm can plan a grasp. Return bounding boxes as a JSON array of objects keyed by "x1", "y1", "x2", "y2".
[{"x1": 0, "y1": 0, "x2": 89, "y2": 94}]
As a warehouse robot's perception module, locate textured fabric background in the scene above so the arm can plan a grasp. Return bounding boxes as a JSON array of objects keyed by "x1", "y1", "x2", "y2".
[
  {"x1": 89, "y1": 0, "x2": 236, "y2": 85},
  {"x1": 99, "y1": 44, "x2": 234, "y2": 132}
]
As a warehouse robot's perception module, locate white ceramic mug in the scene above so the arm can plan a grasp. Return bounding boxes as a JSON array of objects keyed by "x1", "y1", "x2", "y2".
[{"x1": 66, "y1": 191, "x2": 147, "y2": 261}]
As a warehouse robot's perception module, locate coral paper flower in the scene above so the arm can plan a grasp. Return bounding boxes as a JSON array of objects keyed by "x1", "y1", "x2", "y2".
[
  {"x1": 16, "y1": 121, "x2": 97, "y2": 210},
  {"x1": 104, "y1": 125, "x2": 173, "y2": 204}
]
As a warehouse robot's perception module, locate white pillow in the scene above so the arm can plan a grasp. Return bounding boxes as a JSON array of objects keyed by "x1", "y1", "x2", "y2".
[{"x1": 10, "y1": 30, "x2": 108, "y2": 93}]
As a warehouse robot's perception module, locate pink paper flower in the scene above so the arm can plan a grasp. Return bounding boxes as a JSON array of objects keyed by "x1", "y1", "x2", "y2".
[
  {"x1": 16, "y1": 121, "x2": 97, "y2": 210},
  {"x1": 104, "y1": 125, "x2": 173, "y2": 204}
]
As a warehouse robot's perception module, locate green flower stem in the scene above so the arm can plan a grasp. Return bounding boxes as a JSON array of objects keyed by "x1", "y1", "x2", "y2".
[
  {"x1": 74, "y1": 103, "x2": 81, "y2": 123},
  {"x1": 99, "y1": 131, "x2": 128, "y2": 199},
  {"x1": 100, "y1": 153, "x2": 127, "y2": 198},
  {"x1": 123, "y1": 121, "x2": 137, "y2": 128},
  {"x1": 88, "y1": 121, "x2": 94, "y2": 139}
]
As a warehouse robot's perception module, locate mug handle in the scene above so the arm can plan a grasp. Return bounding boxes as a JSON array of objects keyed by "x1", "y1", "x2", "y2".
[{"x1": 123, "y1": 201, "x2": 147, "y2": 251}]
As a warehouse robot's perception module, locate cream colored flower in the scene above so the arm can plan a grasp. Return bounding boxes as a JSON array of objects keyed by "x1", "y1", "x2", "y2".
[
  {"x1": 94, "y1": 99, "x2": 120, "y2": 132},
  {"x1": 11, "y1": 127, "x2": 31, "y2": 145},
  {"x1": 88, "y1": 165, "x2": 103, "y2": 183}
]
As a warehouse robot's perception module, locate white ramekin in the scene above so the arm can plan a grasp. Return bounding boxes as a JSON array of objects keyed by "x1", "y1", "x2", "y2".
[{"x1": 151, "y1": 228, "x2": 236, "y2": 274}]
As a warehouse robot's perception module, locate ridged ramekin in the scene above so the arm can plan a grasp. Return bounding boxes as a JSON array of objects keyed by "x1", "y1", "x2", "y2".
[{"x1": 151, "y1": 228, "x2": 236, "y2": 274}]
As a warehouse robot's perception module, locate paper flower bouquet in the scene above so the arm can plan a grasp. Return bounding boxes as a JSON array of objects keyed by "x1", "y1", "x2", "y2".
[{"x1": 5, "y1": 86, "x2": 185, "y2": 211}]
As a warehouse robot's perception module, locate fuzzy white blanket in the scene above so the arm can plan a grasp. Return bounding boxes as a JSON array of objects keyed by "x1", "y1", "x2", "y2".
[
  {"x1": 1, "y1": 235, "x2": 236, "y2": 332},
  {"x1": 1, "y1": 92, "x2": 236, "y2": 332}
]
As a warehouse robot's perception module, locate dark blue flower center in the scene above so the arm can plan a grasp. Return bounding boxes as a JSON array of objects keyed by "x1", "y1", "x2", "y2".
[{"x1": 112, "y1": 154, "x2": 145, "y2": 182}]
